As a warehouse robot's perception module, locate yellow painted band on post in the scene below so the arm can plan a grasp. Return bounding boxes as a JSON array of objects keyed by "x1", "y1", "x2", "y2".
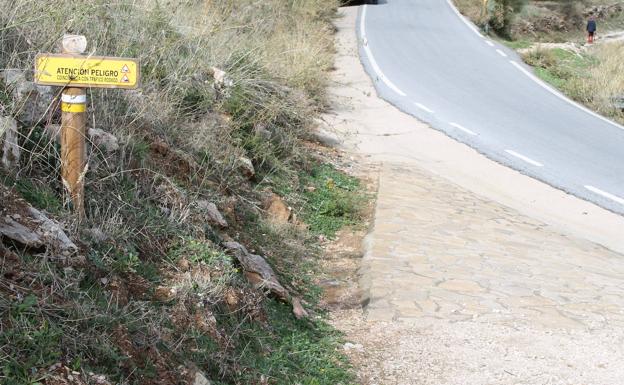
[{"x1": 61, "y1": 102, "x2": 86, "y2": 113}]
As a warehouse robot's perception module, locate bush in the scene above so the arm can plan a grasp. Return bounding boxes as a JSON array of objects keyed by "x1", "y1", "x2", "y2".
[{"x1": 488, "y1": 0, "x2": 528, "y2": 38}]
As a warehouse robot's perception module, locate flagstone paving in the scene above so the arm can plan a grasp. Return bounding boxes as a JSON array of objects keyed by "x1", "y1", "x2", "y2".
[{"x1": 362, "y1": 163, "x2": 624, "y2": 331}]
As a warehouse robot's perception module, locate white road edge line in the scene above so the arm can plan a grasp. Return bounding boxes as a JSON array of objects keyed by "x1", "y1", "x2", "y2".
[
  {"x1": 414, "y1": 102, "x2": 434, "y2": 113},
  {"x1": 446, "y1": 0, "x2": 624, "y2": 133},
  {"x1": 445, "y1": 0, "x2": 483, "y2": 37},
  {"x1": 585, "y1": 185, "x2": 624, "y2": 205},
  {"x1": 485, "y1": 40, "x2": 495, "y2": 47},
  {"x1": 509, "y1": 60, "x2": 624, "y2": 132},
  {"x1": 505, "y1": 149, "x2": 544, "y2": 167},
  {"x1": 450, "y1": 122, "x2": 477, "y2": 135},
  {"x1": 496, "y1": 49, "x2": 507, "y2": 57},
  {"x1": 360, "y1": 5, "x2": 407, "y2": 97}
]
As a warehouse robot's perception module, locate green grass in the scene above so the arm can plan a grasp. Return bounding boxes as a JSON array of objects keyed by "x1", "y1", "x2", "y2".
[
  {"x1": 522, "y1": 48, "x2": 597, "y2": 94},
  {"x1": 232, "y1": 301, "x2": 354, "y2": 385},
  {"x1": 500, "y1": 38, "x2": 532, "y2": 49},
  {"x1": 534, "y1": 67, "x2": 567, "y2": 88},
  {"x1": 0, "y1": 172, "x2": 63, "y2": 214},
  {"x1": 300, "y1": 164, "x2": 365, "y2": 238}
]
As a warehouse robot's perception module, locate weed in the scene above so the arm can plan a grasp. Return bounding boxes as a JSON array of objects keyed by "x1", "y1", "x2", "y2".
[
  {"x1": 502, "y1": 39, "x2": 533, "y2": 49},
  {"x1": 233, "y1": 301, "x2": 355, "y2": 385},
  {"x1": 0, "y1": 171, "x2": 63, "y2": 213},
  {"x1": 301, "y1": 164, "x2": 365, "y2": 238}
]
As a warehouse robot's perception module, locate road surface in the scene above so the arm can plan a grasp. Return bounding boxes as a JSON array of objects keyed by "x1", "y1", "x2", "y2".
[{"x1": 358, "y1": 0, "x2": 624, "y2": 215}]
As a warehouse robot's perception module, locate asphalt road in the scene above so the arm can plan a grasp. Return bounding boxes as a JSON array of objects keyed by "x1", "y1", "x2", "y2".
[{"x1": 358, "y1": 0, "x2": 624, "y2": 215}]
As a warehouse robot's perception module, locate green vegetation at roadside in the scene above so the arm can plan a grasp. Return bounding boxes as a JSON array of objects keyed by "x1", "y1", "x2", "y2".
[
  {"x1": 270, "y1": 163, "x2": 367, "y2": 239},
  {"x1": 301, "y1": 164, "x2": 365, "y2": 238},
  {"x1": 520, "y1": 43, "x2": 624, "y2": 124},
  {"x1": 500, "y1": 39, "x2": 532, "y2": 49},
  {"x1": 522, "y1": 48, "x2": 597, "y2": 90}
]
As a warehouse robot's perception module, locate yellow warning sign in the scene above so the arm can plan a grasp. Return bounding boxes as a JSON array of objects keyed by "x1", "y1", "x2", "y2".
[{"x1": 34, "y1": 54, "x2": 140, "y2": 89}]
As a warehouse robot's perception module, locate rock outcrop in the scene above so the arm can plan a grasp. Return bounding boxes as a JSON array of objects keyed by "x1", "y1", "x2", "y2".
[{"x1": 0, "y1": 185, "x2": 77, "y2": 256}]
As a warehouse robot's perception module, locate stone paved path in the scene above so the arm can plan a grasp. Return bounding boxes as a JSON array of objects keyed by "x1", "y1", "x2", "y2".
[
  {"x1": 335, "y1": 163, "x2": 624, "y2": 385},
  {"x1": 363, "y1": 164, "x2": 624, "y2": 331}
]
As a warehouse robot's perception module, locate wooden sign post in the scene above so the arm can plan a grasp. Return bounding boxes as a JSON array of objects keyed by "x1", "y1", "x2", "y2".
[{"x1": 34, "y1": 35, "x2": 139, "y2": 219}]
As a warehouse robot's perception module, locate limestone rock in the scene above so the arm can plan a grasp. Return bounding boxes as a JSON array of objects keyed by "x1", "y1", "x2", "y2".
[
  {"x1": 265, "y1": 194, "x2": 291, "y2": 225},
  {"x1": 223, "y1": 241, "x2": 308, "y2": 318},
  {"x1": 27, "y1": 206, "x2": 77, "y2": 255},
  {"x1": 1, "y1": 69, "x2": 55, "y2": 126},
  {"x1": 0, "y1": 216, "x2": 42, "y2": 246},
  {"x1": 238, "y1": 156, "x2": 255, "y2": 179},
  {"x1": 222, "y1": 241, "x2": 289, "y2": 300},
  {"x1": 311, "y1": 118, "x2": 342, "y2": 147},
  {"x1": 1, "y1": 116, "x2": 20, "y2": 170},
  {"x1": 88, "y1": 128, "x2": 119, "y2": 153},
  {"x1": 196, "y1": 200, "x2": 228, "y2": 228},
  {"x1": 193, "y1": 371, "x2": 211, "y2": 385},
  {"x1": 292, "y1": 297, "x2": 309, "y2": 319},
  {"x1": 210, "y1": 67, "x2": 233, "y2": 98},
  {"x1": 0, "y1": 185, "x2": 77, "y2": 255}
]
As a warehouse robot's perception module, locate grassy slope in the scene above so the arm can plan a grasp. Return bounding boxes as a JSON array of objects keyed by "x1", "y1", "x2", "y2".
[
  {"x1": 523, "y1": 43, "x2": 624, "y2": 124},
  {"x1": 0, "y1": 1, "x2": 365, "y2": 384}
]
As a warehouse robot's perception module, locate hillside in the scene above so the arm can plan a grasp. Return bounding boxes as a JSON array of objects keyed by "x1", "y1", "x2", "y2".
[
  {"x1": 0, "y1": 1, "x2": 364, "y2": 384},
  {"x1": 456, "y1": 0, "x2": 624, "y2": 39}
]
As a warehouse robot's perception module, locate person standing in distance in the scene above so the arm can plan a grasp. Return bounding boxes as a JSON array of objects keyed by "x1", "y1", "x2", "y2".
[{"x1": 587, "y1": 15, "x2": 597, "y2": 44}]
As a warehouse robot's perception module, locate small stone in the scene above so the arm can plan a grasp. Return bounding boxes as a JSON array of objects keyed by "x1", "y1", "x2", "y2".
[
  {"x1": 88, "y1": 127, "x2": 119, "y2": 153},
  {"x1": 238, "y1": 156, "x2": 255, "y2": 179},
  {"x1": 196, "y1": 200, "x2": 228, "y2": 228},
  {"x1": 223, "y1": 241, "x2": 289, "y2": 301},
  {"x1": 211, "y1": 67, "x2": 233, "y2": 90},
  {"x1": 1, "y1": 116, "x2": 20, "y2": 171},
  {"x1": 265, "y1": 194, "x2": 291, "y2": 225},
  {"x1": 343, "y1": 342, "x2": 364, "y2": 351},
  {"x1": 193, "y1": 371, "x2": 211, "y2": 385},
  {"x1": 292, "y1": 297, "x2": 309, "y2": 319}
]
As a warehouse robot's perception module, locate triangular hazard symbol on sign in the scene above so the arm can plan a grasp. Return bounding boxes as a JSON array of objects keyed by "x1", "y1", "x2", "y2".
[
  {"x1": 121, "y1": 64, "x2": 130, "y2": 73},
  {"x1": 121, "y1": 74, "x2": 129, "y2": 83}
]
